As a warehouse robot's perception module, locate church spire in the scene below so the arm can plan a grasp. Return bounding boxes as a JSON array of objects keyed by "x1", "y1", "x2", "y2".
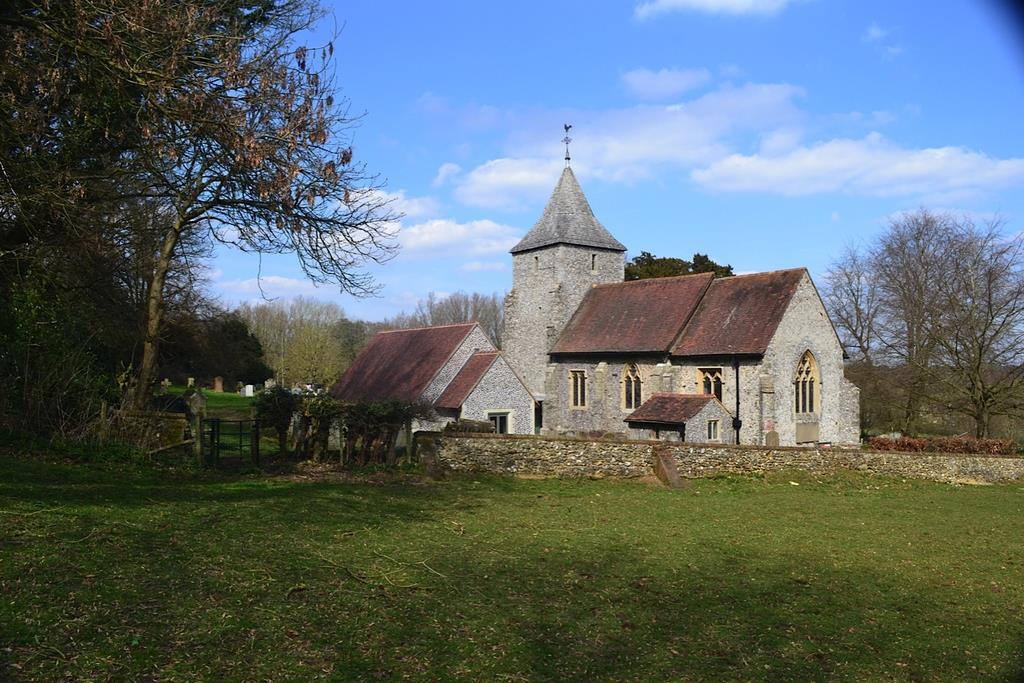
[{"x1": 510, "y1": 162, "x2": 626, "y2": 254}]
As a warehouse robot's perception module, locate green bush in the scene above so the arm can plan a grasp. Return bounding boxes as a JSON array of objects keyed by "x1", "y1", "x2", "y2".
[{"x1": 254, "y1": 386, "x2": 300, "y2": 456}]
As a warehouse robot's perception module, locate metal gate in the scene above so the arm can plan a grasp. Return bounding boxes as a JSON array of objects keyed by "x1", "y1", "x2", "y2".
[{"x1": 200, "y1": 418, "x2": 261, "y2": 467}]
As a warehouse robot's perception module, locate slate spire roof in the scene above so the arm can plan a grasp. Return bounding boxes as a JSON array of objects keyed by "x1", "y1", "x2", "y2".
[{"x1": 510, "y1": 167, "x2": 626, "y2": 254}]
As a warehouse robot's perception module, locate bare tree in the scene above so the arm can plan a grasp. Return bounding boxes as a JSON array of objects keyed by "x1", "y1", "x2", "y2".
[
  {"x1": 237, "y1": 297, "x2": 374, "y2": 386},
  {"x1": 869, "y1": 210, "x2": 955, "y2": 432},
  {"x1": 824, "y1": 208, "x2": 1024, "y2": 437},
  {"x1": 4, "y1": 1, "x2": 399, "y2": 409},
  {"x1": 926, "y1": 218, "x2": 1024, "y2": 436},
  {"x1": 385, "y1": 291, "x2": 505, "y2": 346},
  {"x1": 823, "y1": 245, "x2": 880, "y2": 365}
]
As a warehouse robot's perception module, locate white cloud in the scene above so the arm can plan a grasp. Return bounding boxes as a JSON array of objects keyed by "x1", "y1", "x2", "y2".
[
  {"x1": 432, "y1": 162, "x2": 462, "y2": 187},
  {"x1": 219, "y1": 275, "x2": 320, "y2": 296},
  {"x1": 758, "y1": 128, "x2": 803, "y2": 155},
  {"x1": 863, "y1": 22, "x2": 887, "y2": 42},
  {"x1": 455, "y1": 158, "x2": 566, "y2": 209},
  {"x1": 691, "y1": 132, "x2": 1024, "y2": 198},
  {"x1": 453, "y1": 82, "x2": 804, "y2": 208},
  {"x1": 833, "y1": 109, "x2": 897, "y2": 128},
  {"x1": 862, "y1": 22, "x2": 904, "y2": 59},
  {"x1": 460, "y1": 261, "x2": 507, "y2": 272},
  {"x1": 635, "y1": 0, "x2": 797, "y2": 19},
  {"x1": 400, "y1": 218, "x2": 522, "y2": 256},
  {"x1": 375, "y1": 190, "x2": 440, "y2": 220},
  {"x1": 621, "y1": 67, "x2": 712, "y2": 100}
]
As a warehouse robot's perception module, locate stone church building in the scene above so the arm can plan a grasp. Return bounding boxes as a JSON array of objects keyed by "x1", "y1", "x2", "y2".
[
  {"x1": 334, "y1": 163, "x2": 860, "y2": 446},
  {"x1": 503, "y1": 166, "x2": 860, "y2": 446}
]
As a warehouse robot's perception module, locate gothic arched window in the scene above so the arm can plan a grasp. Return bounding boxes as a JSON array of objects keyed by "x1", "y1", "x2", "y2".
[
  {"x1": 699, "y1": 368, "x2": 723, "y2": 402},
  {"x1": 623, "y1": 364, "x2": 642, "y2": 410},
  {"x1": 794, "y1": 351, "x2": 819, "y2": 414}
]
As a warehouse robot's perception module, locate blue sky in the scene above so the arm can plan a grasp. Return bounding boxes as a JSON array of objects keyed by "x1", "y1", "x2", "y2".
[{"x1": 211, "y1": 0, "x2": 1024, "y2": 321}]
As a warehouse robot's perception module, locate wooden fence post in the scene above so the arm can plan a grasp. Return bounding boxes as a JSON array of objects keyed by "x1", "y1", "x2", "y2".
[{"x1": 251, "y1": 419, "x2": 261, "y2": 467}]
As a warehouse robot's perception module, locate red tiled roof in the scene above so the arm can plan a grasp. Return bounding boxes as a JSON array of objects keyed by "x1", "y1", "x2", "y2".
[
  {"x1": 330, "y1": 323, "x2": 477, "y2": 402},
  {"x1": 551, "y1": 273, "x2": 714, "y2": 354},
  {"x1": 624, "y1": 393, "x2": 716, "y2": 425},
  {"x1": 672, "y1": 268, "x2": 805, "y2": 357},
  {"x1": 434, "y1": 352, "x2": 500, "y2": 409}
]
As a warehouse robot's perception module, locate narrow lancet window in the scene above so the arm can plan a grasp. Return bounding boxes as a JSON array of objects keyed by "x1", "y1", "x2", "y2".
[{"x1": 623, "y1": 364, "x2": 642, "y2": 409}]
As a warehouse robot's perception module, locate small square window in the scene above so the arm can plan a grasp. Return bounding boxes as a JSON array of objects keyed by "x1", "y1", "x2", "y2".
[{"x1": 488, "y1": 412, "x2": 509, "y2": 434}]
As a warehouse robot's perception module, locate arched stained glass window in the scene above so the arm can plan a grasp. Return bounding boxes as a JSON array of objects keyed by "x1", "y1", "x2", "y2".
[{"x1": 794, "y1": 351, "x2": 819, "y2": 414}]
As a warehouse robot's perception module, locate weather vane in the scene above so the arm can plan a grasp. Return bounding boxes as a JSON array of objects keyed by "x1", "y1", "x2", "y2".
[{"x1": 562, "y1": 123, "x2": 573, "y2": 166}]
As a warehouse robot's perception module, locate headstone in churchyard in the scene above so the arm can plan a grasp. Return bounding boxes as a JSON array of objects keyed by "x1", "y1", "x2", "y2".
[
  {"x1": 242, "y1": 384, "x2": 255, "y2": 397},
  {"x1": 187, "y1": 377, "x2": 195, "y2": 388},
  {"x1": 765, "y1": 431, "x2": 780, "y2": 447},
  {"x1": 159, "y1": 378, "x2": 171, "y2": 395},
  {"x1": 652, "y1": 445, "x2": 690, "y2": 489},
  {"x1": 213, "y1": 376, "x2": 224, "y2": 393}
]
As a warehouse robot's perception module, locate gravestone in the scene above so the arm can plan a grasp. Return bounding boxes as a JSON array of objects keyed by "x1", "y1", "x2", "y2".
[
  {"x1": 159, "y1": 378, "x2": 171, "y2": 395},
  {"x1": 212, "y1": 376, "x2": 224, "y2": 393},
  {"x1": 765, "y1": 431, "x2": 780, "y2": 447},
  {"x1": 187, "y1": 377, "x2": 195, "y2": 388},
  {"x1": 652, "y1": 446, "x2": 689, "y2": 489},
  {"x1": 242, "y1": 384, "x2": 255, "y2": 398}
]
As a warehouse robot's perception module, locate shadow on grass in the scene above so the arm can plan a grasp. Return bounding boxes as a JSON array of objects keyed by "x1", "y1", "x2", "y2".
[
  {"x1": 320, "y1": 543, "x2": 1020, "y2": 682},
  {"x1": 2, "y1": 456, "x2": 1022, "y2": 681}
]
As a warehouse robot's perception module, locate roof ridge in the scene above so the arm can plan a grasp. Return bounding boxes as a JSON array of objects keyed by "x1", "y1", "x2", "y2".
[
  {"x1": 593, "y1": 272, "x2": 714, "y2": 289},
  {"x1": 723, "y1": 267, "x2": 807, "y2": 280},
  {"x1": 379, "y1": 321, "x2": 478, "y2": 334}
]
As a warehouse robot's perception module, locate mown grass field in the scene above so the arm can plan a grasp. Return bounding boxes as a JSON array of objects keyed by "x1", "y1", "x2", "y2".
[
  {"x1": 1, "y1": 456, "x2": 1023, "y2": 681},
  {"x1": 166, "y1": 384, "x2": 256, "y2": 419}
]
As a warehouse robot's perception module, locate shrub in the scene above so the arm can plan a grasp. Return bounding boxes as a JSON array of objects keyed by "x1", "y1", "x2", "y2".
[
  {"x1": 443, "y1": 419, "x2": 495, "y2": 434},
  {"x1": 868, "y1": 435, "x2": 1017, "y2": 456},
  {"x1": 254, "y1": 386, "x2": 300, "y2": 457}
]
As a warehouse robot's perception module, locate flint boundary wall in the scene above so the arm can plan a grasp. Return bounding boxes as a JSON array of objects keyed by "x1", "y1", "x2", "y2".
[{"x1": 416, "y1": 432, "x2": 1024, "y2": 484}]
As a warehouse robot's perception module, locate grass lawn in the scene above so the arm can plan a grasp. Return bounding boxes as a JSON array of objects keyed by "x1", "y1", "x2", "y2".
[
  {"x1": 166, "y1": 384, "x2": 256, "y2": 419},
  {"x1": 1, "y1": 457, "x2": 1023, "y2": 681}
]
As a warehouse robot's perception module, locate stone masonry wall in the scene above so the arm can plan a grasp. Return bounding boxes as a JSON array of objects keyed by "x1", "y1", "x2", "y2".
[
  {"x1": 544, "y1": 358, "x2": 671, "y2": 436},
  {"x1": 421, "y1": 433, "x2": 1024, "y2": 484},
  {"x1": 504, "y1": 244, "x2": 624, "y2": 400},
  {"x1": 459, "y1": 355, "x2": 536, "y2": 435},
  {"x1": 760, "y1": 273, "x2": 860, "y2": 445}
]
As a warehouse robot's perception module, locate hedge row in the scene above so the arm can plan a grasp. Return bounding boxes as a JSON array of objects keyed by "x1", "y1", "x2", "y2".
[{"x1": 868, "y1": 436, "x2": 1018, "y2": 456}]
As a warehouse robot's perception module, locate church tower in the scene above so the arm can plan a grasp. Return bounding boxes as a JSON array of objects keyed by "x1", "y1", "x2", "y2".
[{"x1": 503, "y1": 165, "x2": 626, "y2": 410}]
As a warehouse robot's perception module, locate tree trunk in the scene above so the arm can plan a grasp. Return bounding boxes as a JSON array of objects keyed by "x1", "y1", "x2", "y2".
[
  {"x1": 129, "y1": 219, "x2": 181, "y2": 410},
  {"x1": 975, "y1": 406, "x2": 991, "y2": 439}
]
